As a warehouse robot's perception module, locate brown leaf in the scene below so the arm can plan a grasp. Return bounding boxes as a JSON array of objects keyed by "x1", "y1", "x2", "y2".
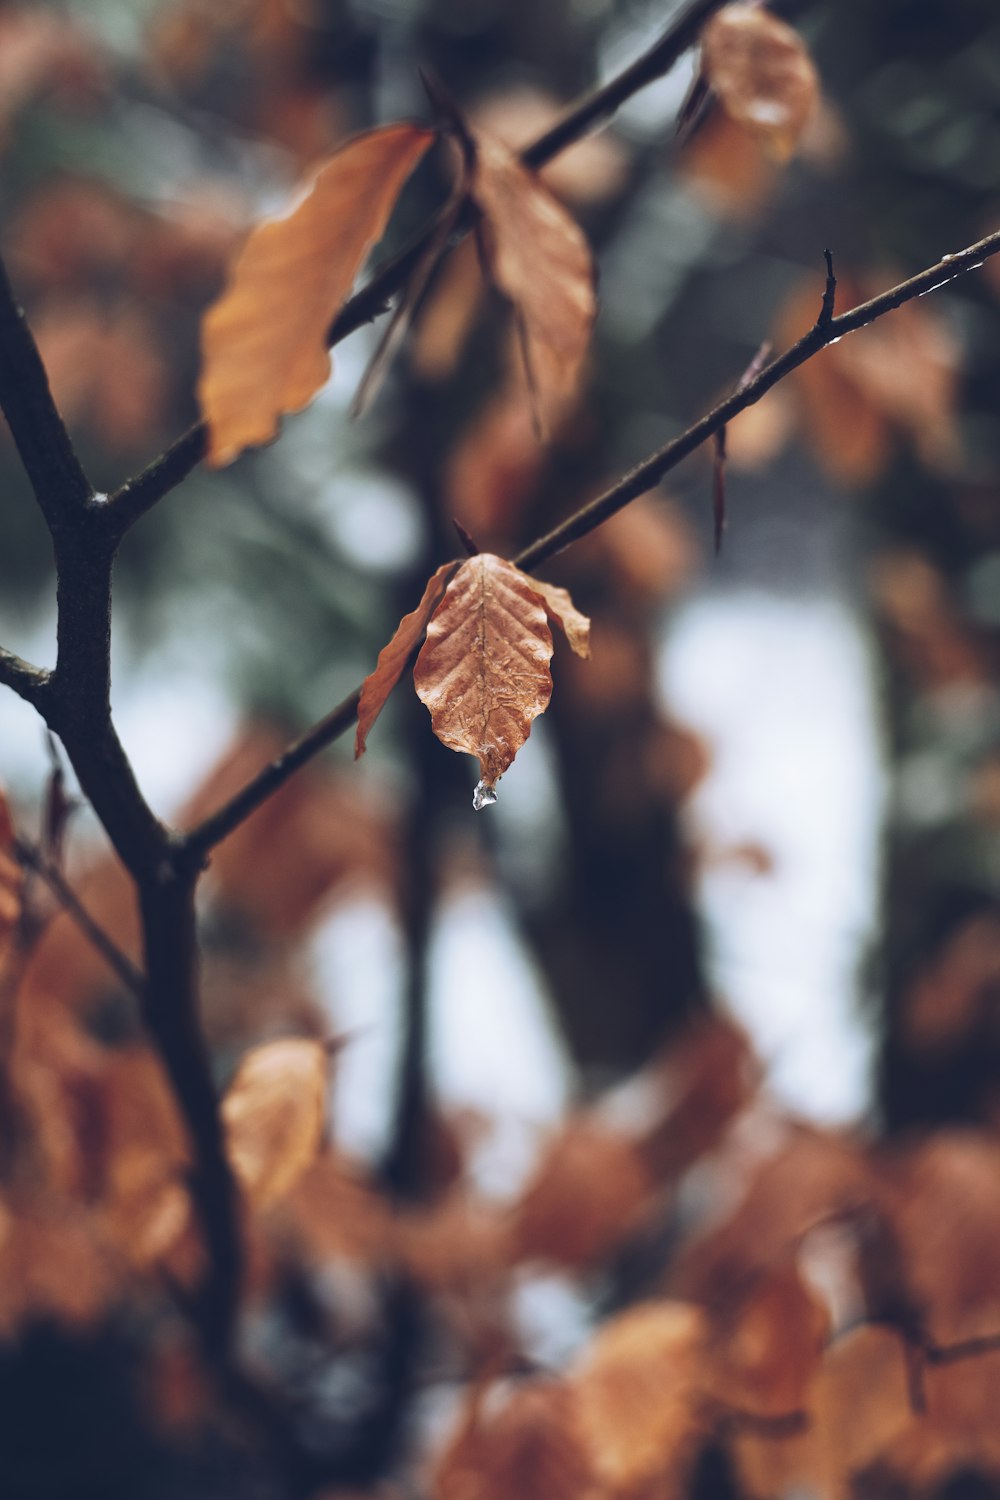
[
  {"x1": 222, "y1": 1037, "x2": 329, "y2": 1209},
  {"x1": 702, "y1": 1264, "x2": 830, "y2": 1418},
  {"x1": 0, "y1": 1192, "x2": 119, "y2": 1339},
  {"x1": 681, "y1": 108, "x2": 781, "y2": 221},
  {"x1": 470, "y1": 129, "x2": 596, "y2": 434},
  {"x1": 434, "y1": 1379, "x2": 594, "y2": 1500},
  {"x1": 569, "y1": 1300, "x2": 707, "y2": 1492},
  {"x1": 356, "y1": 563, "x2": 456, "y2": 758},
  {"x1": 445, "y1": 384, "x2": 546, "y2": 545},
  {"x1": 199, "y1": 123, "x2": 434, "y2": 466},
  {"x1": 511, "y1": 1118, "x2": 655, "y2": 1267},
  {"x1": 527, "y1": 579, "x2": 591, "y2": 659},
  {"x1": 701, "y1": 4, "x2": 819, "y2": 162},
  {"x1": 413, "y1": 554, "x2": 557, "y2": 795},
  {"x1": 411, "y1": 235, "x2": 486, "y2": 383}
]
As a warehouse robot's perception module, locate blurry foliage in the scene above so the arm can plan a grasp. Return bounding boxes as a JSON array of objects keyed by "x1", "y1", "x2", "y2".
[{"x1": 1, "y1": 0, "x2": 1000, "y2": 1497}]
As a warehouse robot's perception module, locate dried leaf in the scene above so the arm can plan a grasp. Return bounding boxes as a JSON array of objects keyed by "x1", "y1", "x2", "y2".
[
  {"x1": 524, "y1": 579, "x2": 591, "y2": 658},
  {"x1": 470, "y1": 129, "x2": 596, "y2": 434},
  {"x1": 411, "y1": 235, "x2": 486, "y2": 383},
  {"x1": 199, "y1": 124, "x2": 434, "y2": 466},
  {"x1": 703, "y1": 1264, "x2": 830, "y2": 1417},
  {"x1": 356, "y1": 564, "x2": 456, "y2": 758},
  {"x1": 570, "y1": 1300, "x2": 707, "y2": 1491},
  {"x1": 702, "y1": 4, "x2": 819, "y2": 162},
  {"x1": 413, "y1": 554, "x2": 557, "y2": 793},
  {"x1": 512, "y1": 1118, "x2": 654, "y2": 1267},
  {"x1": 681, "y1": 108, "x2": 781, "y2": 220},
  {"x1": 434, "y1": 1379, "x2": 593, "y2": 1500},
  {"x1": 222, "y1": 1037, "x2": 329, "y2": 1209}
]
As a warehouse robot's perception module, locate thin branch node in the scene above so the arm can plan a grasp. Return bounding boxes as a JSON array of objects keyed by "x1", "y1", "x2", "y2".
[
  {"x1": 453, "y1": 518, "x2": 480, "y2": 556},
  {"x1": 817, "y1": 247, "x2": 837, "y2": 328}
]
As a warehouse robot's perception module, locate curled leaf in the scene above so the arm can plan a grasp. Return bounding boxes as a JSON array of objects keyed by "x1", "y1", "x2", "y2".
[
  {"x1": 528, "y1": 578, "x2": 591, "y2": 658},
  {"x1": 356, "y1": 563, "x2": 456, "y2": 758},
  {"x1": 702, "y1": 4, "x2": 818, "y2": 161},
  {"x1": 199, "y1": 123, "x2": 434, "y2": 466},
  {"x1": 413, "y1": 554, "x2": 555, "y2": 793},
  {"x1": 222, "y1": 1037, "x2": 329, "y2": 1209},
  {"x1": 469, "y1": 130, "x2": 596, "y2": 434}
]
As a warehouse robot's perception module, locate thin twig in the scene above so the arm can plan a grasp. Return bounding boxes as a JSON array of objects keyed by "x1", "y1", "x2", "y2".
[
  {"x1": 0, "y1": 647, "x2": 50, "y2": 709},
  {"x1": 515, "y1": 228, "x2": 1000, "y2": 572},
  {"x1": 0, "y1": 257, "x2": 93, "y2": 524},
  {"x1": 102, "y1": 0, "x2": 733, "y2": 535},
  {"x1": 11, "y1": 836, "x2": 145, "y2": 996},
  {"x1": 179, "y1": 228, "x2": 1000, "y2": 834},
  {"x1": 181, "y1": 688, "x2": 362, "y2": 862},
  {"x1": 817, "y1": 247, "x2": 836, "y2": 328}
]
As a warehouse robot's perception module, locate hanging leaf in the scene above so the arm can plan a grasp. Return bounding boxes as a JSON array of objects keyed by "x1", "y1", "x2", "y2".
[
  {"x1": 469, "y1": 129, "x2": 596, "y2": 435},
  {"x1": 222, "y1": 1037, "x2": 329, "y2": 1210},
  {"x1": 355, "y1": 562, "x2": 456, "y2": 758},
  {"x1": 199, "y1": 123, "x2": 434, "y2": 467},
  {"x1": 413, "y1": 555, "x2": 589, "y2": 799},
  {"x1": 701, "y1": 4, "x2": 818, "y2": 162}
]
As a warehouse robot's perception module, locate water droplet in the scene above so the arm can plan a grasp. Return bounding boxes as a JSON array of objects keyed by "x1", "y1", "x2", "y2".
[
  {"x1": 473, "y1": 779, "x2": 498, "y2": 811},
  {"x1": 826, "y1": 335, "x2": 843, "y2": 345}
]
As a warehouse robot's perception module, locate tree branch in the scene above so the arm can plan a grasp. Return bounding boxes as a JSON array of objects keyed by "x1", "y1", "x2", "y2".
[
  {"x1": 0, "y1": 251, "x2": 242, "y2": 1361},
  {"x1": 181, "y1": 688, "x2": 361, "y2": 863},
  {"x1": 0, "y1": 647, "x2": 50, "y2": 710},
  {"x1": 11, "y1": 835, "x2": 145, "y2": 996},
  {"x1": 515, "y1": 229, "x2": 1000, "y2": 571},
  {"x1": 102, "y1": 0, "x2": 732, "y2": 535},
  {"x1": 0, "y1": 258, "x2": 92, "y2": 526},
  {"x1": 178, "y1": 228, "x2": 1000, "y2": 839}
]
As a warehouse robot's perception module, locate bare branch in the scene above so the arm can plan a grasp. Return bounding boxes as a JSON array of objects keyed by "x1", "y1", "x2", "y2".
[
  {"x1": 181, "y1": 687, "x2": 362, "y2": 862},
  {"x1": 11, "y1": 835, "x2": 145, "y2": 996},
  {"x1": 0, "y1": 257, "x2": 93, "y2": 524},
  {"x1": 0, "y1": 247, "x2": 242, "y2": 1361},
  {"x1": 515, "y1": 228, "x2": 1000, "y2": 571},
  {"x1": 0, "y1": 647, "x2": 50, "y2": 710},
  {"x1": 103, "y1": 0, "x2": 732, "y2": 534},
  {"x1": 178, "y1": 227, "x2": 1000, "y2": 837},
  {"x1": 520, "y1": 0, "x2": 725, "y2": 169}
]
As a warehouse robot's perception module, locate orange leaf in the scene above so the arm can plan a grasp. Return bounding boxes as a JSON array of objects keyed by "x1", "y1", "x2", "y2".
[
  {"x1": 198, "y1": 123, "x2": 434, "y2": 466},
  {"x1": 434, "y1": 1379, "x2": 593, "y2": 1500},
  {"x1": 355, "y1": 563, "x2": 456, "y2": 758},
  {"x1": 222, "y1": 1037, "x2": 329, "y2": 1209},
  {"x1": 470, "y1": 130, "x2": 596, "y2": 434},
  {"x1": 570, "y1": 1300, "x2": 707, "y2": 1491},
  {"x1": 413, "y1": 554, "x2": 565, "y2": 799},
  {"x1": 702, "y1": 4, "x2": 818, "y2": 162}
]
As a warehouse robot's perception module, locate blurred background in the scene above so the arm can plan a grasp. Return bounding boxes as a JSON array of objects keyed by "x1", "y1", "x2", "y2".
[{"x1": 2, "y1": 0, "x2": 1000, "y2": 1494}]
